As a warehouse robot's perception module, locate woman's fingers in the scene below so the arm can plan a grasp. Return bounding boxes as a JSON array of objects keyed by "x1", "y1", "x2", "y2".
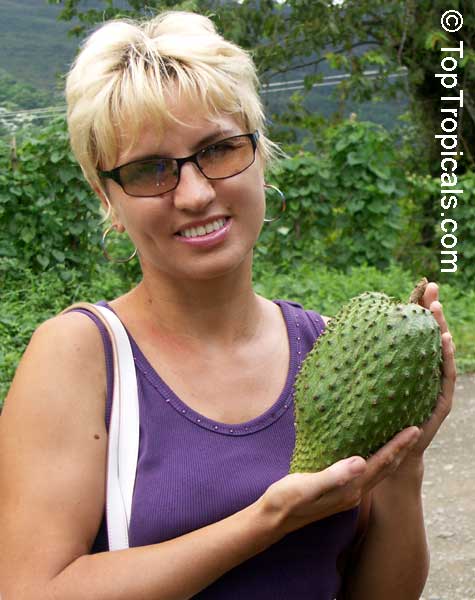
[
  {"x1": 311, "y1": 424, "x2": 424, "y2": 504},
  {"x1": 415, "y1": 283, "x2": 456, "y2": 448},
  {"x1": 358, "y1": 426, "x2": 421, "y2": 492},
  {"x1": 417, "y1": 331, "x2": 456, "y2": 443},
  {"x1": 430, "y1": 300, "x2": 450, "y2": 335},
  {"x1": 441, "y1": 330, "x2": 457, "y2": 391},
  {"x1": 421, "y1": 284, "x2": 455, "y2": 352},
  {"x1": 269, "y1": 426, "x2": 421, "y2": 533},
  {"x1": 295, "y1": 457, "x2": 367, "y2": 504},
  {"x1": 421, "y1": 281, "x2": 439, "y2": 307},
  {"x1": 322, "y1": 456, "x2": 367, "y2": 490}
]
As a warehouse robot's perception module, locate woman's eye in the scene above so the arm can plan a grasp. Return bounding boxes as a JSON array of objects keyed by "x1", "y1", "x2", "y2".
[
  {"x1": 204, "y1": 142, "x2": 238, "y2": 157},
  {"x1": 126, "y1": 161, "x2": 169, "y2": 181}
]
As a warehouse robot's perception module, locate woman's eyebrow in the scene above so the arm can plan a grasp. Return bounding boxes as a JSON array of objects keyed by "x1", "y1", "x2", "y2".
[
  {"x1": 157, "y1": 128, "x2": 238, "y2": 158},
  {"x1": 121, "y1": 128, "x2": 238, "y2": 165},
  {"x1": 190, "y1": 128, "x2": 237, "y2": 151}
]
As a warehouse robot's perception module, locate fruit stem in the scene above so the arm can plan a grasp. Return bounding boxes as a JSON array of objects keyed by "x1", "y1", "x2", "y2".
[{"x1": 408, "y1": 277, "x2": 429, "y2": 304}]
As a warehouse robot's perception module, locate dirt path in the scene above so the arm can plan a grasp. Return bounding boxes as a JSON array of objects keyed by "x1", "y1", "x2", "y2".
[{"x1": 420, "y1": 373, "x2": 475, "y2": 600}]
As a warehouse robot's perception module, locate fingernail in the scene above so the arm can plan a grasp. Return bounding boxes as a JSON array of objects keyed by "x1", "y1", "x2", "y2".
[{"x1": 349, "y1": 457, "x2": 366, "y2": 475}]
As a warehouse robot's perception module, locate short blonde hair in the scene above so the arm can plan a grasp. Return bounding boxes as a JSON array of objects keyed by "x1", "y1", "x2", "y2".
[{"x1": 65, "y1": 10, "x2": 280, "y2": 196}]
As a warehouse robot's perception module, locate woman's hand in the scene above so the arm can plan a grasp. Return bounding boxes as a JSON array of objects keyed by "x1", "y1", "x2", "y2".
[
  {"x1": 389, "y1": 281, "x2": 457, "y2": 476},
  {"x1": 258, "y1": 426, "x2": 421, "y2": 537},
  {"x1": 417, "y1": 282, "x2": 456, "y2": 446}
]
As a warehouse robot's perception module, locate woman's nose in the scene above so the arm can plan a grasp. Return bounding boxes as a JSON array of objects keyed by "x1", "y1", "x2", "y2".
[{"x1": 172, "y1": 162, "x2": 216, "y2": 212}]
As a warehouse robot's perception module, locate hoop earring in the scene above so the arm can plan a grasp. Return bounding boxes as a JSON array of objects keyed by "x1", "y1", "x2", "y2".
[
  {"x1": 263, "y1": 184, "x2": 286, "y2": 223},
  {"x1": 101, "y1": 224, "x2": 137, "y2": 263}
]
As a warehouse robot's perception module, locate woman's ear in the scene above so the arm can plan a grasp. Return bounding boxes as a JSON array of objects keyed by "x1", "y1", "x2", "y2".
[
  {"x1": 93, "y1": 184, "x2": 110, "y2": 215},
  {"x1": 92, "y1": 185, "x2": 125, "y2": 232}
]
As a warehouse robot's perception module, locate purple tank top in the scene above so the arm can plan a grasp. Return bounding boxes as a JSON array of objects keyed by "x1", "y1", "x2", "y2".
[{"x1": 74, "y1": 299, "x2": 359, "y2": 599}]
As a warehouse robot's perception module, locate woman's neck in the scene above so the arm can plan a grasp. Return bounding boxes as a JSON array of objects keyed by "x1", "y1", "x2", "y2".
[{"x1": 115, "y1": 255, "x2": 267, "y2": 348}]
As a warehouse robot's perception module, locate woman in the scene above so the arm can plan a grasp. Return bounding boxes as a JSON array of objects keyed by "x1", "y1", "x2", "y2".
[{"x1": 0, "y1": 10, "x2": 456, "y2": 600}]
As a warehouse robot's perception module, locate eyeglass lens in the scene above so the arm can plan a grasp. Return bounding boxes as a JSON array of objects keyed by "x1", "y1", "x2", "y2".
[{"x1": 119, "y1": 135, "x2": 255, "y2": 197}]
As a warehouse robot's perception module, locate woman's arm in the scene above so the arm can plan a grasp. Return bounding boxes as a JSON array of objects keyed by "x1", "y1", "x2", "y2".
[
  {"x1": 340, "y1": 290, "x2": 456, "y2": 600},
  {"x1": 340, "y1": 463, "x2": 428, "y2": 600},
  {"x1": 0, "y1": 313, "x2": 284, "y2": 600}
]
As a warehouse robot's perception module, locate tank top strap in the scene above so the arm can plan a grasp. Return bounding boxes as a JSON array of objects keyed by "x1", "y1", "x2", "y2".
[
  {"x1": 65, "y1": 303, "x2": 114, "y2": 432},
  {"x1": 273, "y1": 299, "x2": 326, "y2": 350}
]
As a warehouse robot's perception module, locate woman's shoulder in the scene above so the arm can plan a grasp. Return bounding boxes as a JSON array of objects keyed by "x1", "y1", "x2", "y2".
[
  {"x1": 10, "y1": 306, "x2": 108, "y2": 411},
  {"x1": 34, "y1": 304, "x2": 106, "y2": 354},
  {"x1": 1, "y1": 305, "x2": 108, "y2": 474}
]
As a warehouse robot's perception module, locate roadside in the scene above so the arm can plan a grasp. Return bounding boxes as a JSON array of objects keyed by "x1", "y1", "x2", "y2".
[{"x1": 421, "y1": 373, "x2": 475, "y2": 600}]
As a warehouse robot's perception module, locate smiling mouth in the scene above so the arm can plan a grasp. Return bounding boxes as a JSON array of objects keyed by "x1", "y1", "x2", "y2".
[{"x1": 176, "y1": 217, "x2": 229, "y2": 239}]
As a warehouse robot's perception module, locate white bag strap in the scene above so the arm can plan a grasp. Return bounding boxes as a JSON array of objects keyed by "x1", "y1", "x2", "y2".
[{"x1": 62, "y1": 302, "x2": 140, "y2": 551}]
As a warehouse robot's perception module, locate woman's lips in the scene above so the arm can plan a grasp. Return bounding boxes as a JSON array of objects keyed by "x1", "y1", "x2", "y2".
[{"x1": 174, "y1": 217, "x2": 232, "y2": 248}]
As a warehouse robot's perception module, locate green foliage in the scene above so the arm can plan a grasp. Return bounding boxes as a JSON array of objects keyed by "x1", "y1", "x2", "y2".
[
  {"x1": 258, "y1": 120, "x2": 406, "y2": 272},
  {"x1": 323, "y1": 120, "x2": 405, "y2": 269},
  {"x1": 456, "y1": 172, "x2": 475, "y2": 285},
  {"x1": 0, "y1": 257, "x2": 135, "y2": 406},
  {"x1": 0, "y1": 68, "x2": 53, "y2": 110},
  {"x1": 394, "y1": 170, "x2": 475, "y2": 286},
  {"x1": 0, "y1": 116, "x2": 105, "y2": 277}
]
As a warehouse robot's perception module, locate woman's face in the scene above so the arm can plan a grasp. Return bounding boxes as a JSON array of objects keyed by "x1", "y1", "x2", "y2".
[{"x1": 104, "y1": 96, "x2": 266, "y2": 283}]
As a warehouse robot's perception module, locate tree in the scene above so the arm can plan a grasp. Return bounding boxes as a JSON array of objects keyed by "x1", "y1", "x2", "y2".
[{"x1": 0, "y1": 68, "x2": 52, "y2": 110}]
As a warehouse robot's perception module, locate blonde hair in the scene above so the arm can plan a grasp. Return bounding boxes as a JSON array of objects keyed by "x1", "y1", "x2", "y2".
[{"x1": 65, "y1": 10, "x2": 281, "y2": 201}]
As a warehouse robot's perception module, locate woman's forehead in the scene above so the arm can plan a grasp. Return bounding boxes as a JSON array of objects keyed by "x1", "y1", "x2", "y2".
[
  {"x1": 105, "y1": 75, "x2": 248, "y2": 167},
  {"x1": 116, "y1": 109, "x2": 243, "y2": 164}
]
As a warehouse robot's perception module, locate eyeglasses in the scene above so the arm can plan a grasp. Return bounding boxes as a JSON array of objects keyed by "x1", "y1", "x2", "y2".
[{"x1": 98, "y1": 131, "x2": 260, "y2": 198}]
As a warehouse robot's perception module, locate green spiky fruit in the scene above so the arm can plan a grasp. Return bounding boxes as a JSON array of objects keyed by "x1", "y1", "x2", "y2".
[{"x1": 289, "y1": 279, "x2": 442, "y2": 473}]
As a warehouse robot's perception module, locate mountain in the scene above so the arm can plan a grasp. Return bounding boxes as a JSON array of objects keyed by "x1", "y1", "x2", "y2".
[
  {"x1": 0, "y1": 0, "x2": 407, "y2": 127},
  {"x1": 0, "y1": 0, "x2": 81, "y2": 95}
]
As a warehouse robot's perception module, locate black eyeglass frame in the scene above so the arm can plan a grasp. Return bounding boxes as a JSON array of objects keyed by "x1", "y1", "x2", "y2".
[{"x1": 98, "y1": 130, "x2": 260, "y2": 198}]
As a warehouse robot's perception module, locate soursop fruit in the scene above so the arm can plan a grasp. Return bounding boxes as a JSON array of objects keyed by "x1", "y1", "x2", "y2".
[{"x1": 289, "y1": 278, "x2": 442, "y2": 473}]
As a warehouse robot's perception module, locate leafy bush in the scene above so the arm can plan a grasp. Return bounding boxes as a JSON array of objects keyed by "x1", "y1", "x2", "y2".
[
  {"x1": 0, "y1": 117, "x2": 101, "y2": 275},
  {"x1": 260, "y1": 120, "x2": 407, "y2": 272},
  {"x1": 0, "y1": 257, "x2": 139, "y2": 406},
  {"x1": 396, "y1": 170, "x2": 475, "y2": 288},
  {"x1": 257, "y1": 122, "x2": 475, "y2": 290},
  {"x1": 0, "y1": 117, "x2": 142, "y2": 284}
]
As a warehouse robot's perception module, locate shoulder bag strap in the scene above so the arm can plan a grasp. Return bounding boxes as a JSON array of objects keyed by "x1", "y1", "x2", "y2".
[{"x1": 62, "y1": 302, "x2": 140, "y2": 551}]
